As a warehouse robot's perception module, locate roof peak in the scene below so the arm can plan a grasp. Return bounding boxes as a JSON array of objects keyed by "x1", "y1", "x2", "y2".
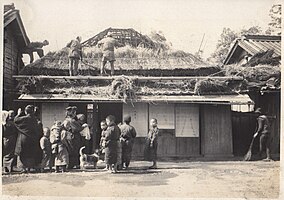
[{"x1": 242, "y1": 34, "x2": 281, "y2": 41}]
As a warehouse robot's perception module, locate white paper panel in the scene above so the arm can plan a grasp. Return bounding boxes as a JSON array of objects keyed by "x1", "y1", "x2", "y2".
[
  {"x1": 42, "y1": 102, "x2": 69, "y2": 129},
  {"x1": 149, "y1": 104, "x2": 175, "y2": 129},
  {"x1": 123, "y1": 103, "x2": 148, "y2": 137},
  {"x1": 175, "y1": 104, "x2": 199, "y2": 137}
]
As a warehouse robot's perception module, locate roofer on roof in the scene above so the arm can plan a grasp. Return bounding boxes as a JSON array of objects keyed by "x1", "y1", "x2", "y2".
[
  {"x1": 97, "y1": 32, "x2": 123, "y2": 76},
  {"x1": 22, "y1": 40, "x2": 49, "y2": 64},
  {"x1": 66, "y1": 36, "x2": 83, "y2": 76}
]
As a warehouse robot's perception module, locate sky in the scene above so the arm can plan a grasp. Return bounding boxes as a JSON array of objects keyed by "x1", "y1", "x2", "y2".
[{"x1": 3, "y1": 0, "x2": 280, "y2": 59}]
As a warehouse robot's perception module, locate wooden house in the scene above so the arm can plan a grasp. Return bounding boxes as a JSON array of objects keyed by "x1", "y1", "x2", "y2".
[
  {"x1": 3, "y1": 4, "x2": 30, "y2": 110},
  {"x1": 224, "y1": 35, "x2": 281, "y2": 65},
  {"x1": 224, "y1": 34, "x2": 281, "y2": 158},
  {"x1": 8, "y1": 31, "x2": 280, "y2": 159},
  {"x1": 13, "y1": 73, "x2": 254, "y2": 159}
]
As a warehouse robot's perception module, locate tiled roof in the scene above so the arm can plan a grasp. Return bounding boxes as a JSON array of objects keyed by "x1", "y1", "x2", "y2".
[{"x1": 224, "y1": 35, "x2": 281, "y2": 65}]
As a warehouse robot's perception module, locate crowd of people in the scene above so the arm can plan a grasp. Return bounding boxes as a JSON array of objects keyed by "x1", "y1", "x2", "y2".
[{"x1": 2, "y1": 105, "x2": 160, "y2": 174}]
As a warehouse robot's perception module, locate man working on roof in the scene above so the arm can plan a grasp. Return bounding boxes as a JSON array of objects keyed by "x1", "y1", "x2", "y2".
[
  {"x1": 66, "y1": 36, "x2": 83, "y2": 76},
  {"x1": 97, "y1": 32, "x2": 123, "y2": 76},
  {"x1": 253, "y1": 108, "x2": 272, "y2": 161},
  {"x1": 23, "y1": 40, "x2": 49, "y2": 63}
]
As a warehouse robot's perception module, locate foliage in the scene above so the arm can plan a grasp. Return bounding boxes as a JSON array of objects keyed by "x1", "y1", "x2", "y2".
[
  {"x1": 210, "y1": 26, "x2": 262, "y2": 64},
  {"x1": 265, "y1": 4, "x2": 281, "y2": 35}
]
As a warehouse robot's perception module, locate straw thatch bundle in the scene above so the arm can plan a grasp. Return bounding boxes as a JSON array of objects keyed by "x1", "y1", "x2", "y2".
[
  {"x1": 194, "y1": 79, "x2": 233, "y2": 95},
  {"x1": 110, "y1": 76, "x2": 136, "y2": 102},
  {"x1": 244, "y1": 50, "x2": 280, "y2": 67}
]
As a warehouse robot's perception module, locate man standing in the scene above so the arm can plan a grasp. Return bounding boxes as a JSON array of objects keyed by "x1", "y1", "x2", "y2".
[
  {"x1": 22, "y1": 40, "x2": 49, "y2": 63},
  {"x1": 119, "y1": 115, "x2": 137, "y2": 169},
  {"x1": 66, "y1": 36, "x2": 83, "y2": 76},
  {"x1": 97, "y1": 32, "x2": 123, "y2": 76},
  {"x1": 253, "y1": 108, "x2": 272, "y2": 161}
]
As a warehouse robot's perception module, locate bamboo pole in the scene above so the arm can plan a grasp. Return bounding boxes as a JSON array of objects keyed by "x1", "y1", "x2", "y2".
[{"x1": 13, "y1": 75, "x2": 243, "y2": 81}]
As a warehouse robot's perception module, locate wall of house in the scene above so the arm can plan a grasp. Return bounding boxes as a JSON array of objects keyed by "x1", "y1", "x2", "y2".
[
  {"x1": 38, "y1": 102, "x2": 234, "y2": 159},
  {"x1": 249, "y1": 91, "x2": 280, "y2": 156},
  {"x1": 124, "y1": 103, "x2": 202, "y2": 159},
  {"x1": 41, "y1": 102, "x2": 69, "y2": 128},
  {"x1": 200, "y1": 104, "x2": 233, "y2": 157},
  {"x1": 3, "y1": 26, "x2": 23, "y2": 110}
]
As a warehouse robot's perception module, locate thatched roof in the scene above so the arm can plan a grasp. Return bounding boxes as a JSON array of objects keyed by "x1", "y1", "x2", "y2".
[{"x1": 17, "y1": 40, "x2": 280, "y2": 102}]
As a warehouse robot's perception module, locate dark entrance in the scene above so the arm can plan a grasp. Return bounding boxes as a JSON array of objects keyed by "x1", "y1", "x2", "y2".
[{"x1": 94, "y1": 103, "x2": 123, "y2": 149}]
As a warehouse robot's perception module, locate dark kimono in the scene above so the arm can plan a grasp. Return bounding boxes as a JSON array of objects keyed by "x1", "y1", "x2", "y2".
[
  {"x1": 64, "y1": 116, "x2": 83, "y2": 168},
  {"x1": 14, "y1": 114, "x2": 42, "y2": 168},
  {"x1": 40, "y1": 136, "x2": 52, "y2": 168},
  {"x1": 2, "y1": 120, "x2": 18, "y2": 171},
  {"x1": 119, "y1": 123, "x2": 137, "y2": 166},
  {"x1": 144, "y1": 127, "x2": 159, "y2": 161},
  {"x1": 104, "y1": 123, "x2": 120, "y2": 165}
]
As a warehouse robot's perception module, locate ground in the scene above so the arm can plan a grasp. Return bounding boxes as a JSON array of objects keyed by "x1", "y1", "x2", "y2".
[{"x1": 2, "y1": 160, "x2": 280, "y2": 199}]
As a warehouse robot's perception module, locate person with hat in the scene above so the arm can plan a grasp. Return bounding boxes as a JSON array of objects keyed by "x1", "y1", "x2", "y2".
[
  {"x1": 97, "y1": 32, "x2": 123, "y2": 76},
  {"x1": 66, "y1": 36, "x2": 83, "y2": 76},
  {"x1": 119, "y1": 115, "x2": 137, "y2": 169},
  {"x1": 253, "y1": 108, "x2": 272, "y2": 161},
  {"x1": 14, "y1": 105, "x2": 42, "y2": 173}
]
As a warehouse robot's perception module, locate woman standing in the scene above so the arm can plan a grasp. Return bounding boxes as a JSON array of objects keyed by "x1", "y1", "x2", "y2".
[
  {"x1": 2, "y1": 110, "x2": 18, "y2": 173},
  {"x1": 144, "y1": 118, "x2": 159, "y2": 169},
  {"x1": 63, "y1": 106, "x2": 83, "y2": 169},
  {"x1": 14, "y1": 105, "x2": 41, "y2": 173}
]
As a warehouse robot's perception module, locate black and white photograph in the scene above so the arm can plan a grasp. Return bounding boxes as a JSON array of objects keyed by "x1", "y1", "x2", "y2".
[{"x1": 0, "y1": 0, "x2": 282, "y2": 199}]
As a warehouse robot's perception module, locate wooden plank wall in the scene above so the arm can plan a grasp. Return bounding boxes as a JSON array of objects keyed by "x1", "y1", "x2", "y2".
[
  {"x1": 232, "y1": 112, "x2": 258, "y2": 156},
  {"x1": 41, "y1": 102, "x2": 69, "y2": 129},
  {"x1": 3, "y1": 27, "x2": 19, "y2": 90},
  {"x1": 129, "y1": 103, "x2": 201, "y2": 159},
  {"x1": 256, "y1": 92, "x2": 280, "y2": 155},
  {"x1": 200, "y1": 104, "x2": 233, "y2": 157}
]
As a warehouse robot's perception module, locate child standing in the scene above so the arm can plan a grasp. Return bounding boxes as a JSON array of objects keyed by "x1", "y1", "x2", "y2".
[
  {"x1": 50, "y1": 121, "x2": 69, "y2": 173},
  {"x1": 100, "y1": 120, "x2": 109, "y2": 170},
  {"x1": 40, "y1": 127, "x2": 52, "y2": 172},
  {"x1": 116, "y1": 137, "x2": 122, "y2": 171},
  {"x1": 105, "y1": 115, "x2": 120, "y2": 173},
  {"x1": 144, "y1": 118, "x2": 159, "y2": 169}
]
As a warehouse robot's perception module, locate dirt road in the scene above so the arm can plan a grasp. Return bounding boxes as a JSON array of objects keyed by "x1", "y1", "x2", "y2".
[{"x1": 2, "y1": 161, "x2": 280, "y2": 199}]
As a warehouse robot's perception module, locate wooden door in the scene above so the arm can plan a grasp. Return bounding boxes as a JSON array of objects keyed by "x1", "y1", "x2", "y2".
[{"x1": 201, "y1": 104, "x2": 233, "y2": 157}]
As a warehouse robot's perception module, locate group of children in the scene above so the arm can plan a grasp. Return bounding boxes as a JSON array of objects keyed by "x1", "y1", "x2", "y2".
[
  {"x1": 39, "y1": 114, "x2": 91, "y2": 173},
  {"x1": 37, "y1": 114, "x2": 159, "y2": 173},
  {"x1": 99, "y1": 116, "x2": 159, "y2": 172}
]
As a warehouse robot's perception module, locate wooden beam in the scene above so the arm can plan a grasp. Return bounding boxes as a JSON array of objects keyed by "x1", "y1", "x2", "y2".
[{"x1": 13, "y1": 75, "x2": 244, "y2": 81}]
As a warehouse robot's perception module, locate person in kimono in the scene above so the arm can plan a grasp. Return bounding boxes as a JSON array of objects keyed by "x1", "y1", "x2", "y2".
[
  {"x1": 14, "y1": 105, "x2": 42, "y2": 173},
  {"x1": 77, "y1": 114, "x2": 91, "y2": 154},
  {"x1": 104, "y1": 115, "x2": 120, "y2": 173},
  {"x1": 2, "y1": 110, "x2": 18, "y2": 173},
  {"x1": 119, "y1": 115, "x2": 137, "y2": 169},
  {"x1": 144, "y1": 118, "x2": 159, "y2": 169},
  {"x1": 99, "y1": 120, "x2": 109, "y2": 170},
  {"x1": 64, "y1": 106, "x2": 83, "y2": 169},
  {"x1": 40, "y1": 127, "x2": 52, "y2": 172},
  {"x1": 50, "y1": 121, "x2": 70, "y2": 173}
]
